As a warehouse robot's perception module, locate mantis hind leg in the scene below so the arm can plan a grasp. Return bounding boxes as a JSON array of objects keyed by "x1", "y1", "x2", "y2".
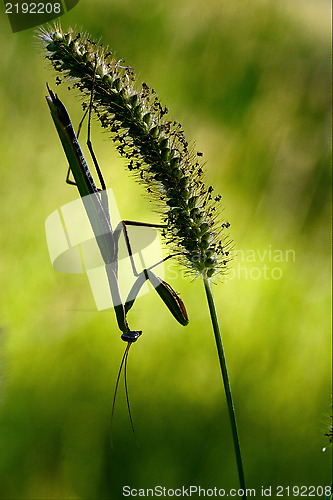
[
  {"x1": 114, "y1": 219, "x2": 188, "y2": 325},
  {"x1": 116, "y1": 219, "x2": 183, "y2": 278},
  {"x1": 65, "y1": 106, "x2": 89, "y2": 187},
  {"x1": 86, "y1": 54, "x2": 107, "y2": 192},
  {"x1": 65, "y1": 55, "x2": 107, "y2": 194}
]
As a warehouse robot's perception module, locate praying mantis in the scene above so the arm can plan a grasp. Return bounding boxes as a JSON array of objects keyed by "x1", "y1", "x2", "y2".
[
  {"x1": 46, "y1": 85, "x2": 189, "y2": 343},
  {"x1": 46, "y1": 85, "x2": 189, "y2": 429}
]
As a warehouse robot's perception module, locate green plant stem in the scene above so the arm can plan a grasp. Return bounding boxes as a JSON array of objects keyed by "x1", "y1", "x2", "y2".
[{"x1": 203, "y1": 275, "x2": 246, "y2": 498}]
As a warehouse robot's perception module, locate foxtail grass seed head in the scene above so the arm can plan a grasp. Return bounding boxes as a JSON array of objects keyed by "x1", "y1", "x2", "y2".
[{"x1": 38, "y1": 24, "x2": 232, "y2": 278}]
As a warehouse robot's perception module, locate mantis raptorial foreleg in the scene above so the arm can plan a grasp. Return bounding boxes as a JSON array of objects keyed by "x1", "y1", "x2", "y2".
[{"x1": 112, "y1": 219, "x2": 188, "y2": 325}]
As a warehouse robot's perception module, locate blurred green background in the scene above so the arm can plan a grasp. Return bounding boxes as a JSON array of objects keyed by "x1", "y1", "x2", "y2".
[{"x1": 0, "y1": 0, "x2": 331, "y2": 498}]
